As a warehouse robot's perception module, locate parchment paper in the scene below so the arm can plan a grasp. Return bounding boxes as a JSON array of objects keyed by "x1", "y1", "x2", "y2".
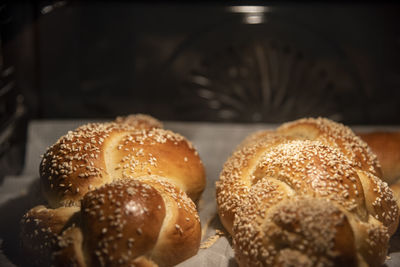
[{"x1": 1, "y1": 120, "x2": 400, "y2": 266}]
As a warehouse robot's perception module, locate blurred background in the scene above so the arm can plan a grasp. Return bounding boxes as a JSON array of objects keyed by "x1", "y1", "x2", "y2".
[{"x1": 1, "y1": 1, "x2": 400, "y2": 180}]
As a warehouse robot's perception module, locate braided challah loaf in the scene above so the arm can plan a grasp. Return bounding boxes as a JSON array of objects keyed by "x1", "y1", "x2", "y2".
[
  {"x1": 20, "y1": 114, "x2": 206, "y2": 266},
  {"x1": 216, "y1": 117, "x2": 399, "y2": 267}
]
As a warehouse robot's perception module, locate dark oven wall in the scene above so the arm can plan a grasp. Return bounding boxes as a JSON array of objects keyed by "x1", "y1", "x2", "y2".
[{"x1": 5, "y1": 1, "x2": 400, "y2": 124}]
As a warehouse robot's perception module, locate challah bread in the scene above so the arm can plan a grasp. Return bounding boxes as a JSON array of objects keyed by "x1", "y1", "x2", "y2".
[
  {"x1": 21, "y1": 114, "x2": 205, "y2": 266},
  {"x1": 217, "y1": 117, "x2": 399, "y2": 267}
]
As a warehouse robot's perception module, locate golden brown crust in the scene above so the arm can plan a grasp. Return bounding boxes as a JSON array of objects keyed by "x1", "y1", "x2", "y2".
[
  {"x1": 277, "y1": 117, "x2": 382, "y2": 177},
  {"x1": 40, "y1": 119, "x2": 205, "y2": 207},
  {"x1": 23, "y1": 178, "x2": 202, "y2": 267},
  {"x1": 217, "y1": 117, "x2": 399, "y2": 267},
  {"x1": 357, "y1": 131, "x2": 400, "y2": 185},
  {"x1": 234, "y1": 196, "x2": 359, "y2": 267},
  {"x1": 20, "y1": 205, "x2": 80, "y2": 266},
  {"x1": 81, "y1": 179, "x2": 166, "y2": 266},
  {"x1": 107, "y1": 128, "x2": 205, "y2": 202},
  {"x1": 53, "y1": 226, "x2": 86, "y2": 267},
  {"x1": 115, "y1": 113, "x2": 163, "y2": 130},
  {"x1": 22, "y1": 114, "x2": 205, "y2": 267},
  {"x1": 40, "y1": 122, "x2": 119, "y2": 207},
  {"x1": 390, "y1": 181, "x2": 400, "y2": 210},
  {"x1": 216, "y1": 133, "x2": 294, "y2": 235},
  {"x1": 139, "y1": 177, "x2": 201, "y2": 265}
]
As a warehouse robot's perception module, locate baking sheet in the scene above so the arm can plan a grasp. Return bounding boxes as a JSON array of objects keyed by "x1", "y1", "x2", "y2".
[{"x1": 1, "y1": 120, "x2": 400, "y2": 266}]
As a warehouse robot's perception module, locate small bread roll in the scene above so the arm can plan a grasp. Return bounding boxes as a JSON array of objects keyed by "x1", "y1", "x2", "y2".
[
  {"x1": 21, "y1": 114, "x2": 206, "y2": 266},
  {"x1": 217, "y1": 117, "x2": 398, "y2": 267}
]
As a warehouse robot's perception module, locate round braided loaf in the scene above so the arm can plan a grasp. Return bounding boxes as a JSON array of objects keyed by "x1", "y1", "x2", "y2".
[
  {"x1": 216, "y1": 117, "x2": 399, "y2": 267},
  {"x1": 20, "y1": 114, "x2": 206, "y2": 266}
]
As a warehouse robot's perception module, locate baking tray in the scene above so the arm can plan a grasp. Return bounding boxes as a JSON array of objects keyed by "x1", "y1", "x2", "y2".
[{"x1": 1, "y1": 120, "x2": 400, "y2": 266}]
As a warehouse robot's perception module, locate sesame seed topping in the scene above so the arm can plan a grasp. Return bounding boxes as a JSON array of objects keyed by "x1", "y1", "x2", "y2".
[{"x1": 217, "y1": 117, "x2": 398, "y2": 267}]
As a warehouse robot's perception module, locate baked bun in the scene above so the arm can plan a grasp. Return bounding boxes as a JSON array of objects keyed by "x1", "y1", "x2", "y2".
[
  {"x1": 217, "y1": 117, "x2": 399, "y2": 267},
  {"x1": 21, "y1": 114, "x2": 205, "y2": 266}
]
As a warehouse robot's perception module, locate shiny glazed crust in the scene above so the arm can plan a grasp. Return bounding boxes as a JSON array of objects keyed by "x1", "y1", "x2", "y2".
[
  {"x1": 217, "y1": 117, "x2": 399, "y2": 267},
  {"x1": 21, "y1": 114, "x2": 205, "y2": 267},
  {"x1": 40, "y1": 117, "x2": 204, "y2": 207}
]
